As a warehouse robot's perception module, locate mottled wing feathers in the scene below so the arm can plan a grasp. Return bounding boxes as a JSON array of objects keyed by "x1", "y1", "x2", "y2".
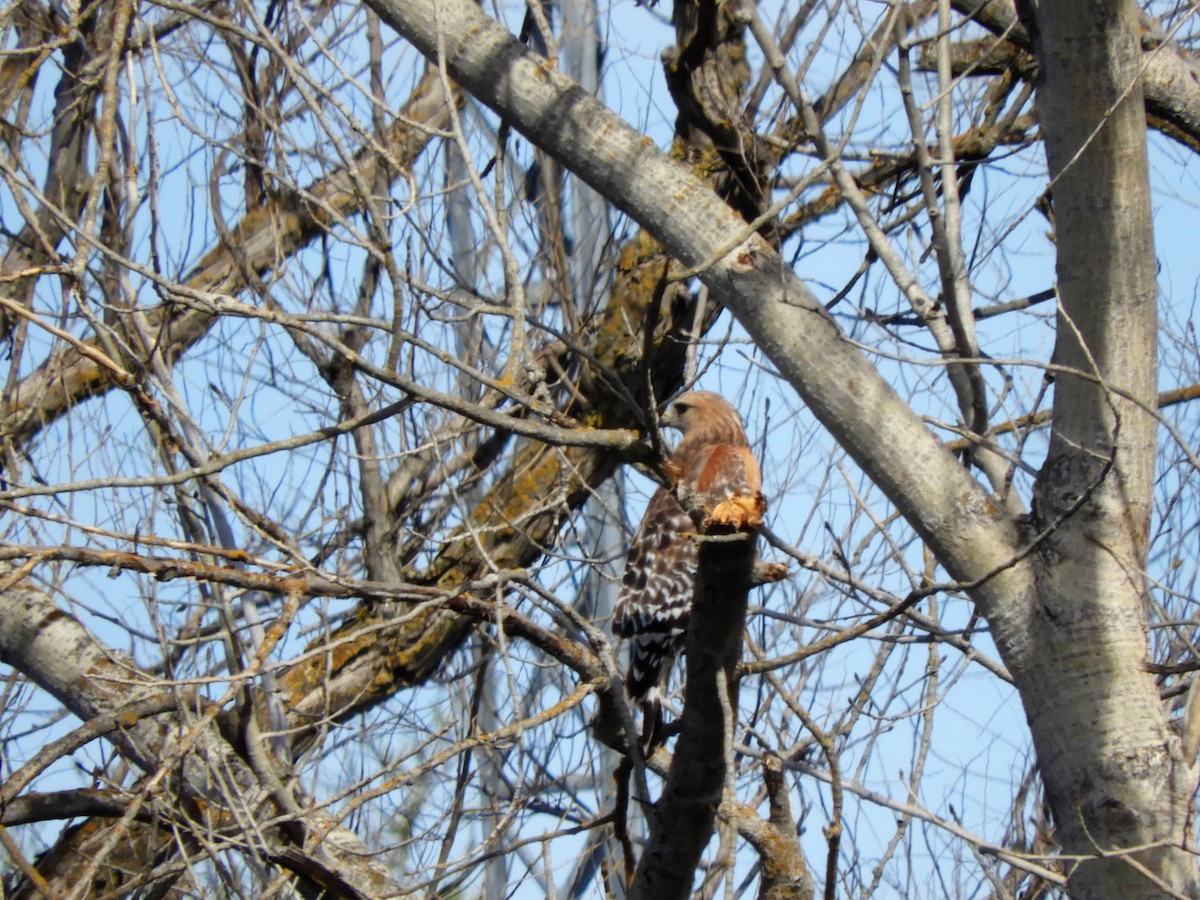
[
  {"x1": 612, "y1": 392, "x2": 764, "y2": 750},
  {"x1": 612, "y1": 487, "x2": 695, "y2": 702}
]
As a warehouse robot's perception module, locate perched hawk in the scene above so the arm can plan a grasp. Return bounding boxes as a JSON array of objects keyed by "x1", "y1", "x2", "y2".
[{"x1": 612, "y1": 391, "x2": 764, "y2": 750}]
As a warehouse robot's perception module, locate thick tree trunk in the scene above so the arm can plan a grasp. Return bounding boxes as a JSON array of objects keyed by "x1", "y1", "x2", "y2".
[
  {"x1": 1021, "y1": 1, "x2": 1199, "y2": 896},
  {"x1": 370, "y1": 0, "x2": 1200, "y2": 895},
  {"x1": 630, "y1": 530, "x2": 756, "y2": 899}
]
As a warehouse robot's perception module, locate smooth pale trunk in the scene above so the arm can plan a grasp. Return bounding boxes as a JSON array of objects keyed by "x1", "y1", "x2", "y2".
[{"x1": 365, "y1": 0, "x2": 1200, "y2": 894}]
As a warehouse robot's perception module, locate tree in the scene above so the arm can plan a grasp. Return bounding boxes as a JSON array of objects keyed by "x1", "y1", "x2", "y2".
[{"x1": 1, "y1": 0, "x2": 1198, "y2": 897}]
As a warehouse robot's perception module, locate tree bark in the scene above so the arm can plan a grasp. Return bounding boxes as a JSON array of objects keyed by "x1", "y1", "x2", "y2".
[
  {"x1": 1024, "y1": 1, "x2": 1199, "y2": 896},
  {"x1": 2, "y1": 65, "x2": 456, "y2": 447},
  {"x1": 953, "y1": 0, "x2": 1200, "y2": 153},
  {"x1": 368, "y1": 0, "x2": 1199, "y2": 894},
  {"x1": 630, "y1": 530, "x2": 756, "y2": 899},
  {"x1": 0, "y1": 574, "x2": 404, "y2": 899},
  {"x1": 362, "y1": 0, "x2": 1015, "y2": 600}
]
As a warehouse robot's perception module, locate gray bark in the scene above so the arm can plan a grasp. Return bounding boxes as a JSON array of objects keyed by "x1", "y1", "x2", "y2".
[
  {"x1": 364, "y1": 0, "x2": 1200, "y2": 894},
  {"x1": 1024, "y1": 1, "x2": 1198, "y2": 896},
  {"x1": 0, "y1": 574, "x2": 406, "y2": 899},
  {"x1": 953, "y1": 0, "x2": 1200, "y2": 151}
]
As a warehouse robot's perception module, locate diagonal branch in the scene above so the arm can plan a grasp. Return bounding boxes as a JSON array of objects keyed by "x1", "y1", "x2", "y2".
[
  {"x1": 365, "y1": 0, "x2": 1024, "y2": 598},
  {"x1": 0, "y1": 569, "x2": 406, "y2": 898},
  {"x1": 953, "y1": 0, "x2": 1200, "y2": 151},
  {"x1": 2, "y1": 64, "x2": 457, "y2": 447}
]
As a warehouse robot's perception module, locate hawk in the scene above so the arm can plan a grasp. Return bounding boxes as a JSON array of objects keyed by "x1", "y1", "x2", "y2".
[{"x1": 612, "y1": 391, "x2": 765, "y2": 750}]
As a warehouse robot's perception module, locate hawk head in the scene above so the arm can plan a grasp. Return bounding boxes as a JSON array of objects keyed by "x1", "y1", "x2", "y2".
[{"x1": 659, "y1": 391, "x2": 750, "y2": 447}]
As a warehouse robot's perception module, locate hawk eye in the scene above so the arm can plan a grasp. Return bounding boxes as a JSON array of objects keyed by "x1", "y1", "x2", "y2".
[{"x1": 672, "y1": 402, "x2": 690, "y2": 414}]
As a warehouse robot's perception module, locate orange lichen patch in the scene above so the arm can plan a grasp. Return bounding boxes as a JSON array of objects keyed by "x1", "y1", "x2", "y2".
[{"x1": 705, "y1": 491, "x2": 766, "y2": 530}]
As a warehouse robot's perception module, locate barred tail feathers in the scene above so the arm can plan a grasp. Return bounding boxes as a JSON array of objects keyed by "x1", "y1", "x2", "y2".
[{"x1": 625, "y1": 631, "x2": 680, "y2": 751}]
